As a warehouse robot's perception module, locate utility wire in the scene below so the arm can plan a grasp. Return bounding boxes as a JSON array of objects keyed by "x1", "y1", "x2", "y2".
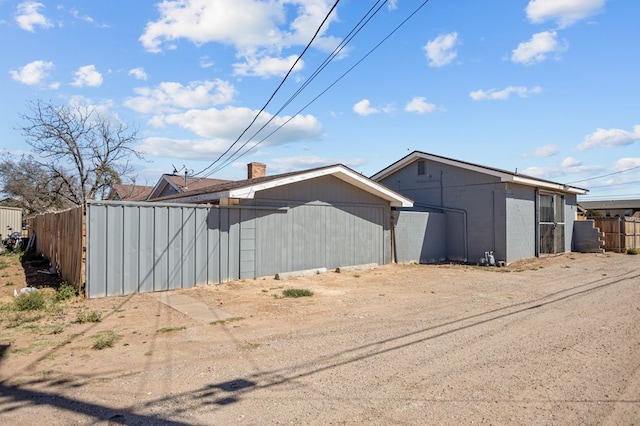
[
  {"x1": 208, "y1": 0, "x2": 434, "y2": 176},
  {"x1": 565, "y1": 164, "x2": 640, "y2": 184},
  {"x1": 192, "y1": 0, "x2": 341, "y2": 177},
  {"x1": 202, "y1": 1, "x2": 389, "y2": 178}
]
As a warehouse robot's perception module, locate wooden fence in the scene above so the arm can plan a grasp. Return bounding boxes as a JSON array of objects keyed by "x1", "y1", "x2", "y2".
[
  {"x1": 28, "y1": 206, "x2": 85, "y2": 291},
  {"x1": 592, "y1": 217, "x2": 640, "y2": 252}
]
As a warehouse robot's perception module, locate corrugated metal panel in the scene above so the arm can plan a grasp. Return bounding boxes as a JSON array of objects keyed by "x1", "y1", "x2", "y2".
[
  {"x1": 0, "y1": 207, "x2": 22, "y2": 238},
  {"x1": 86, "y1": 202, "x2": 225, "y2": 297}
]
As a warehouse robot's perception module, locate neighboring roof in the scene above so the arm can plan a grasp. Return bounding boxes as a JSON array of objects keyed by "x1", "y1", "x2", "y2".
[
  {"x1": 371, "y1": 151, "x2": 588, "y2": 195},
  {"x1": 109, "y1": 183, "x2": 154, "y2": 201},
  {"x1": 579, "y1": 199, "x2": 640, "y2": 210},
  {"x1": 147, "y1": 174, "x2": 232, "y2": 200},
  {"x1": 153, "y1": 164, "x2": 413, "y2": 207}
]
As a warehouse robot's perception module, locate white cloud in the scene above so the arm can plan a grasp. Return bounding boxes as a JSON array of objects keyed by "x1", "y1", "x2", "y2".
[
  {"x1": 523, "y1": 144, "x2": 559, "y2": 157},
  {"x1": 405, "y1": 97, "x2": 436, "y2": 114},
  {"x1": 138, "y1": 136, "x2": 233, "y2": 159},
  {"x1": 153, "y1": 106, "x2": 322, "y2": 147},
  {"x1": 139, "y1": 0, "x2": 340, "y2": 78},
  {"x1": 561, "y1": 156, "x2": 581, "y2": 167},
  {"x1": 522, "y1": 159, "x2": 603, "y2": 179},
  {"x1": 423, "y1": 32, "x2": 458, "y2": 67},
  {"x1": 125, "y1": 80, "x2": 236, "y2": 113},
  {"x1": 199, "y1": 56, "x2": 214, "y2": 68},
  {"x1": 15, "y1": 1, "x2": 53, "y2": 32},
  {"x1": 613, "y1": 158, "x2": 640, "y2": 172},
  {"x1": 469, "y1": 86, "x2": 542, "y2": 101},
  {"x1": 9, "y1": 60, "x2": 54, "y2": 85},
  {"x1": 128, "y1": 67, "x2": 148, "y2": 80},
  {"x1": 526, "y1": 0, "x2": 605, "y2": 28},
  {"x1": 233, "y1": 54, "x2": 303, "y2": 78},
  {"x1": 353, "y1": 99, "x2": 379, "y2": 116},
  {"x1": 511, "y1": 31, "x2": 567, "y2": 65},
  {"x1": 71, "y1": 65, "x2": 103, "y2": 87},
  {"x1": 577, "y1": 125, "x2": 640, "y2": 151}
]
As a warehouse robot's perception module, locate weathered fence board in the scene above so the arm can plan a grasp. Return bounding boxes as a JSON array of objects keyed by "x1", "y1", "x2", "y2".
[
  {"x1": 592, "y1": 217, "x2": 640, "y2": 252},
  {"x1": 28, "y1": 206, "x2": 84, "y2": 290}
]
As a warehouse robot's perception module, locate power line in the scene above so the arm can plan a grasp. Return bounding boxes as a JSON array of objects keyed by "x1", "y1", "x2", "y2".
[
  {"x1": 565, "y1": 164, "x2": 640, "y2": 184},
  {"x1": 203, "y1": 1, "x2": 390, "y2": 177},
  {"x1": 208, "y1": 0, "x2": 435, "y2": 175},
  {"x1": 192, "y1": 0, "x2": 342, "y2": 177}
]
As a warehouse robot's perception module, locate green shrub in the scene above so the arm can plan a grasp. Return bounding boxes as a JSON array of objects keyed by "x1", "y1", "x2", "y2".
[
  {"x1": 14, "y1": 291, "x2": 46, "y2": 311},
  {"x1": 627, "y1": 248, "x2": 638, "y2": 255},
  {"x1": 55, "y1": 283, "x2": 77, "y2": 302},
  {"x1": 76, "y1": 310, "x2": 101, "y2": 323},
  {"x1": 282, "y1": 288, "x2": 314, "y2": 298},
  {"x1": 91, "y1": 331, "x2": 117, "y2": 350}
]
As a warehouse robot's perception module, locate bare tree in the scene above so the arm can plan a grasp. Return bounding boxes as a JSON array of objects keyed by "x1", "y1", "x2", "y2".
[
  {"x1": 0, "y1": 155, "x2": 75, "y2": 216},
  {"x1": 18, "y1": 100, "x2": 145, "y2": 206}
]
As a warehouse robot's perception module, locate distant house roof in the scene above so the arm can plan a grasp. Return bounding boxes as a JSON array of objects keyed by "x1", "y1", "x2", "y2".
[
  {"x1": 147, "y1": 175, "x2": 232, "y2": 200},
  {"x1": 153, "y1": 164, "x2": 413, "y2": 207},
  {"x1": 579, "y1": 199, "x2": 640, "y2": 210},
  {"x1": 371, "y1": 151, "x2": 588, "y2": 195},
  {"x1": 108, "y1": 183, "x2": 154, "y2": 201}
]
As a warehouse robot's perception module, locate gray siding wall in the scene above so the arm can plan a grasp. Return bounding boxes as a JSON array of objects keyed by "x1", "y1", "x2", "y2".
[
  {"x1": 393, "y1": 210, "x2": 446, "y2": 263},
  {"x1": 505, "y1": 184, "x2": 536, "y2": 263},
  {"x1": 86, "y1": 179, "x2": 392, "y2": 297},
  {"x1": 379, "y1": 159, "x2": 506, "y2": 262}
]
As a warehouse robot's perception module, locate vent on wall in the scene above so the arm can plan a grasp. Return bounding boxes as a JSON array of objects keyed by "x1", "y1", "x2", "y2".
[{"x1": 417, "y1": 160, "x2": 426, "y2": 176}]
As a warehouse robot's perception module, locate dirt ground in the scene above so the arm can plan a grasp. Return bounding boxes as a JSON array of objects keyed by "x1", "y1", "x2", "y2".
[{"x1": 0, "y1": 251, "x2": 639, "y2": 425}]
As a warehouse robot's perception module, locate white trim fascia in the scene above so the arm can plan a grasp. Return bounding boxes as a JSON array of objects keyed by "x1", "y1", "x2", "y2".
[{"x1": 228, "y1": 165, "x2": 412, "y2": 207}]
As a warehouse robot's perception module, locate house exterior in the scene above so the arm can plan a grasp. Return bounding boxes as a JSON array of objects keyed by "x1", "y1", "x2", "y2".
[
  {"x1": 107, "y1": 183, "x2": 154, "y2": 201},
  {"x1": 372, "y1": 151, "x2": 588, "y2": 264},
  {"x1": 579, "y1": 199, "x2": 640, "y2": 218},
  {"x1": 86, "y1": 163, "x2": 412, "y2": 297},
  {"x1": 147, "y1": 174, "x2": 232, "y2": 200}
]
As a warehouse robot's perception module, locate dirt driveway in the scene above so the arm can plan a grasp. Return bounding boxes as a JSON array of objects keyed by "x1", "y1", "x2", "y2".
[{"x1": 1, "y1": 252, "x2": 639, "y2": 425}]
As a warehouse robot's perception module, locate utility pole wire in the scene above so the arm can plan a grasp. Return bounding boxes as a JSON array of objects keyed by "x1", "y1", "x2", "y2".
[
  {"x1": 193, "y1": 0, "x2": 342, "y2": 178},
  {"x1": 208, "y1": 0, "x2": 434, "y2": 176}
]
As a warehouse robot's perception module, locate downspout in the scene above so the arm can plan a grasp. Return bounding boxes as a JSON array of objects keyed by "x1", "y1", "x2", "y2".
[{"x1": 413, "y1": 202, "x2": 468, "y2": 263}]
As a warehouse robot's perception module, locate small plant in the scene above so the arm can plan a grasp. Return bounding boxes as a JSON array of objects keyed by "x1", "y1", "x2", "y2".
[
  {"x1": 282, "y1": 288, "x2": 313, "y2": 298},
  {"x1": 627, "y1": 248, "x2": 638, "y2": 255},
  {"x1": 210, "y1": 317, "x2": 244, "y2": 325},
  {"x1": 76, "y1": 310, "x2": 101, "y2": 323},
  {"x1": 55, "y1": 283, "x2": 77, "y2": 302},
  {"x1": 91, "y1": 330, "x2": 118, "y2": 350},
  {"x1": 157, "y1": 326, "x2": 186, "y2": 333},
  {"x1": 0, "y1": 260, "x2": 9, "y2": 270},
  {"x1": 51, "y1": 324, "x2": 65, "y2": 334},
  {"x1": 14, "y1": 291, "x2": 46, "y2": 311},
  {"x1": 5, "y1": 281, "x2": 13, "y2": 286}
]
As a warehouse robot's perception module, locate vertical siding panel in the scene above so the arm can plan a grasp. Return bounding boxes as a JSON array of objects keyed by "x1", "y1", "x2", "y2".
[
  {"x1": 207, "y1": 208, "x2": 221, "y2": 284},
  {"x1": 138, "y1": 206, "x2": 155, "y2": 293},
  {"x1": 227, "y1": 208, "x2": 240, "y2": 281},
  {"x1": 167, "y1": 207, "x2": 183, "y2": 289},
  {"x1": 87, "y1": 204, "x2": 107, "y2": 298},
  {"x1": 122, "y1": 206, "x2": 140, "y2": 295},
  {"x1": 194, "y1": 208, "x2": 208, "y2": 285},
  {"x1": 154, "y1": 207, "x2": 169, "y2": 291},
  {"x1": 182, "y1": 207, "x2": 196, "y2": 288},
  {"x1": 105, "y1": 205, "x2": 124, "y2": 297}
]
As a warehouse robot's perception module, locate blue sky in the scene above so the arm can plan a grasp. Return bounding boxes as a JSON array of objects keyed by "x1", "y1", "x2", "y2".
[{"x1": 1, "y1": 0, "x2": 638, "y2": 200}]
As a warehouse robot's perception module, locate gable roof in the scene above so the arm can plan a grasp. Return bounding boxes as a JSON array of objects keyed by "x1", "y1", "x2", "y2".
[
  {"x1": 153, "y1": 164, "x2": 413, "y2": 207},
  {"x1": 371, "y1": 151, "x2": 588, "y2": 195},
  {"x1": 108, "y1": 183, "x2": 154, "y2": 201},
  {"x1": 147, "y1": 174, "x2": 232, "y2": 200}
]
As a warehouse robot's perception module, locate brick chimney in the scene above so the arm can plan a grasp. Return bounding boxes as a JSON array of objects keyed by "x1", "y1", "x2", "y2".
[{"x1": 247, "y1": 162, "x2": 266, "y2": 179}]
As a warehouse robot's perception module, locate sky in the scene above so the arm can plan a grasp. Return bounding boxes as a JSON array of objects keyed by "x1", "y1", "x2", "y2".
[{"x1": 1, "y1": 0, "x2": 639, "y2": 201}]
